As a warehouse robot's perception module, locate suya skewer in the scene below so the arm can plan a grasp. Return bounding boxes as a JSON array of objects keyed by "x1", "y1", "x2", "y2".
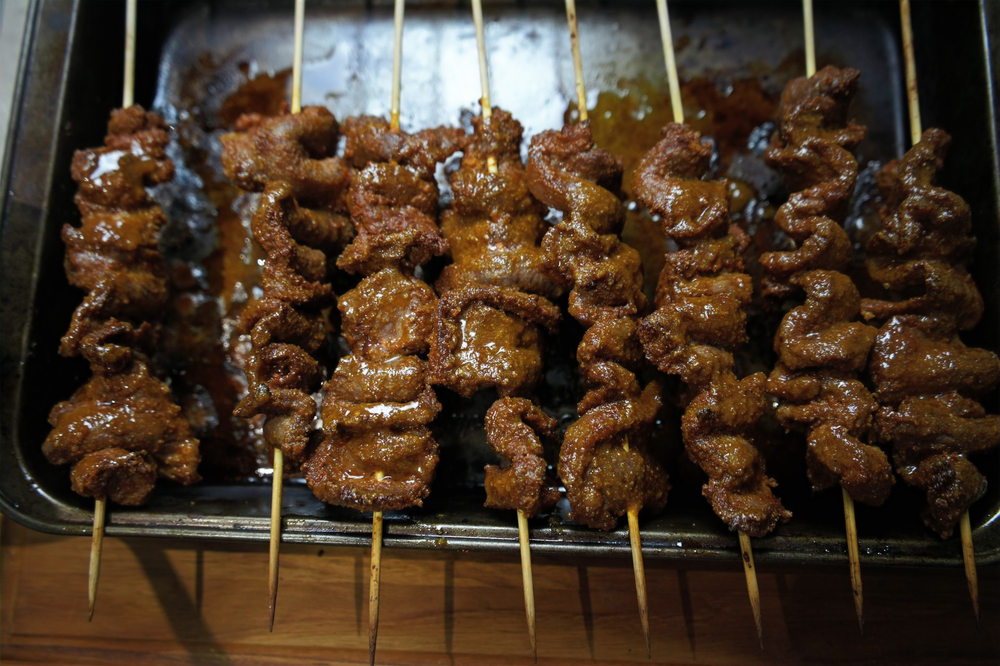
[
  {"x1": 636, "y1": 0, "x2": 798, "y2": 648},
  {"x1": 767, "y1": 0, "x2": 897, "y2": 634},
  {"x1": 446, "y1": 1, "x2": 557, "y2": 657},
  {"x1": 41, "y1": 0, "x2": 202, "y2": 621},
  {"x1": 220, "y1": 0, "x2": 356, "y2": 632},
  {"x1": 87, "y1": 0, "x2": 138, "y2": 617},
  {"x1": 858, "y1": 0, "x2": 1000, "y2": 624},
  {"x1": 267, "y1": 0, "x2": 304, "y2": 630},
  {"x1": 295, "y1": 4, "x2": 464, "y2": 665},
  {"x1": 89, "y1": 0, "x2": 138, "y2": 621},
  {"x1": 551, "y1": 0, "x2": 657, "y2": 654}
]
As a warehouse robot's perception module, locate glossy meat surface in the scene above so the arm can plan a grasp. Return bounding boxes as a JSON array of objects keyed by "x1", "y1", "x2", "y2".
[
  {"x1": 45, "y1": 107, "x2": 201, "y2": 504},
  {"x1": 761, "y1": 68, "x2": 893, "y2": 506},
  {"x1": 304, "y1": 119, "x2": 462, "y2": 512},
  {"x1": 484, "y1": 398, "x2": 561, "y2": 517},
  {"x1": 864, "y1": 130, "x2": 1000, "y2": 537},
  {"x1": 633, "y1": 122, "x2": 788, "y2": 536},
  {"x1": 528, "y1": 121, "x2": 668, "y2": 531},
  {"x1": 45, "y1": 357, "x2": 201, "y2": 493},
  {"x1": 431, "y1": 108, "x2": 561, "y2": 402}
]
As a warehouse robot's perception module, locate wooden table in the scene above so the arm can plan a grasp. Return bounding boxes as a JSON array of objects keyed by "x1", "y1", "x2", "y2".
[{"x1": 1, "y1": 516, "x2": 997, "y2": 665}]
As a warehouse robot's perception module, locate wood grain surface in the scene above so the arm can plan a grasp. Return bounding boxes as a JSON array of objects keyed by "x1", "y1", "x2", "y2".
[{"x1": 2, "y1": 516, "x2": 997, "y2": 665}]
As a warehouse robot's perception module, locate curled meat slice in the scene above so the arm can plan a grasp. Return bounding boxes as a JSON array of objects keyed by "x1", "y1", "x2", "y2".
[
  {"x1": 558, "y1": 383, "x2": 668, "y2": 531},
  {"x1": 70, "y1": 448, "x2": 158, "y2": 506},
  {"x1": 430, "y1": 286, "x2": 560, "y2": 398},
  {"x1": 339, "y1": 267, "x2": 437, "y2": 360},
  {"x1": 869, "y1": 316, "x2": 1000, "y2": 406},
  {"x1": 484, "y1": 398, "x2": 561, "y2": 517},
  {"x1": 252, "y1": 181, "x2": 340, "y2": 306},
  {"x1": 343, "y1": 115, "x2": 467, "y2": 180},
  {"x1": 305, "y1": 428, "x2": 439, "y2": 513},
  {"x1": 774, "y1": 271, "x2": 876, "y2": 374},
  {"x1": 435, "y1": 108, "x2": 562, "y2": 299},
  {"x1": 44, "y1": 358, "x2": 201, "y2": 486},
  {"x1": 903, "y1": 454, "x2": 986, "y2": 539},
  {"x1": 338, "y1": 163, "x2": 448, "y2": 275},
  {"x1": 220, "y1": 106, "x2": 351, "y2": 211}
]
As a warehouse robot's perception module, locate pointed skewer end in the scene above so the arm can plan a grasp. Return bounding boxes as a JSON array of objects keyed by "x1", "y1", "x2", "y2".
[
  {"x1": 626, "y1": 508, "x2": 651, "y2": 659},
  {"x1": 87, "y1": 498, "x2": 106, "y2": 622},
  {"x1": 738, "y1": 531, "x2": 764, "y2": 649}
]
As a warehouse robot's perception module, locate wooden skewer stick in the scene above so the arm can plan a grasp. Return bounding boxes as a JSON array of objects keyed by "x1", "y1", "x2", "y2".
[
  {"x1": 738, "y1": 531, "x2": 764, "y2": 649},
  {"x1": 123, "y1": 0, "x2": 136, "y2": 109},
  {"x1": 88, "y1": 498, "x2": 106, "y2": 621},
  {"x1": 802, "y1": 0, "x2": 816, "y2": 84},
  {"x1": 899, "y1": 0, "x2": 922, "y2": 148},
  {"x1": 370, "y1": 504, "x2": 384, "y2": 666},
  {"x1": 842, "y1": 488, "x2": 864, "y2": 633},
  {"x1": 898, "y1": 0, "x2": 979, "y2": 623},
  {"x1": 471, "y1": 0, "x2": 497, "y2": 175},
  {"x1": 267, "y1": 0, "x2": 306, "y2": 633},
  {"x1": 390, "y1": 0, "x2": 404, "y2": 131},
  {"x1": 800, "y1": 1, "x2": 865, "y2": 633},
  {"x1": 658, "y1": 0, "x2": 762, "y2": 646},
  {"x1": 655, "y1": 0, "x2": 684, "y2": 127},
  {"x1": 90, "y1": 0, "x2": 139, "y2": 619},
  {"x1": 565, "y1": 0, "x2": 587, "y2": 122},
  {"x1": 617, "y1": 438, "x2": 651, "y2": 658},
  {"x1": 517, "y1": 509, "x2": 537, "y2": 662},
  {"x1": 267, "y1": 448, "x2": 284, "y2": 631}
]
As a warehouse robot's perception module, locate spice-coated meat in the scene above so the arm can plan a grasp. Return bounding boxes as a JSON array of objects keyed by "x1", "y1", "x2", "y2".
[
  {"x1": 863, "y1": 129, "x2": 1000, "y2": 538},
  {"x1": 430, "y1": 108, "x2": 562, "y2": 399},
  {"x1": 222, "y1": 107, "x2": 354, "y2": 462},
  {"x1": 483, "y1": 398, "x2": 561, "y2": 517},
  {"x1": 303, "y1": 120, "x2": 463, "y2": 513},
  {"x1": 761, "y1": 67, "x2": 893, "y2": 507},
  {"x1": 428, "y1": 107, "x2": 565, "y2": 519},
  {"x1": 44, "y1": 106, "x2": 201, "y2": 504},
  {"x1": 528, "y1": 121, "x2": 668, "y2": 531},
  {"x1": 633, "y1": 122, "x2": 788, "y2": 537}
]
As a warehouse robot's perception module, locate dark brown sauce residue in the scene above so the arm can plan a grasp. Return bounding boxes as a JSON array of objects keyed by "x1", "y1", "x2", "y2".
[{"x1": 161, "y1": 65, "x2": 296, "y2": 480}]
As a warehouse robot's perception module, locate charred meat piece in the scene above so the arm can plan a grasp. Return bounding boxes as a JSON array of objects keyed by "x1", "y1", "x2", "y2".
[
  {"x1": 761, "y1": 67, "x2": 893, "y2": 507},
  {"x1": 633, "y1": 122, "x2": 788, "y2": 537},
  {"x1": 44, "y1": 106, "x2": 201, "y2": 504},
  {"x1": 863, "y1": 129, "x2": 1000, "y2": 538},
  {"x1": 528, "y1": 121, "x2": 668, "y2": 531},
  {"x1": 303, "y1": 121, "x2": 463, "y2": 513}
]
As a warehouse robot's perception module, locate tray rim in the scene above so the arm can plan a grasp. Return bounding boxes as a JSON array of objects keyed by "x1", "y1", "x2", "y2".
[{"x1": 2, "y1": 0, "x2": 1000, "y2": 568}]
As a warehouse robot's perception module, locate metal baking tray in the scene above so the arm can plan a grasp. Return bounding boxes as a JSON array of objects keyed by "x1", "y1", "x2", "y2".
[{"x1": 2, "y1": 0, "x2": 999, "y2": 567}]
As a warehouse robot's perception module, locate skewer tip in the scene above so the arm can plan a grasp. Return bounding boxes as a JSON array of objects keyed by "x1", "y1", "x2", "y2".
[
  {"x1": 959, "y1": 511, "x2": 980, "y2": 624},
  {"x1": 626, "y1": 508, "x2": 651, "y2": 659},
  {"x1": 268, "y1": 448, "x2": 284, "y2": 632},
  {"x1": 369, "y1": 510, "x2": 384, "y2": 666},
  {"x1": 738, "y1": 531, "x2": 764, "y2": 650},
  {"x1": 516, "y1": 509, "x2": 538, "y2": 662},
  {"x1": 87, "y1": 498, "x2": 106, "y2": 622}
]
